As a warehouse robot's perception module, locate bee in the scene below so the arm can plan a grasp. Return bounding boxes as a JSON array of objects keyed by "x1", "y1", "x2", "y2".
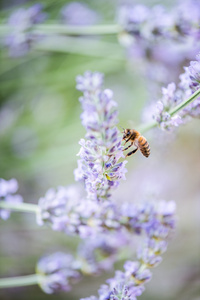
[{"x1": 122, "y1": 128, "x2": 150, "y2": 158}]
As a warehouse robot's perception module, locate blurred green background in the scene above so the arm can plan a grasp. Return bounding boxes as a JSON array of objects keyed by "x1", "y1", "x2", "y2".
[{"x1": 0, "y1": 0, "x2": 199, "y2": 299}]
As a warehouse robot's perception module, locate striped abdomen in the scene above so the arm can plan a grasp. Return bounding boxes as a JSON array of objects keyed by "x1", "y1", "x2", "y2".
[{"x1": 138, "y1": 136, "x2": 150, "y2": 157}]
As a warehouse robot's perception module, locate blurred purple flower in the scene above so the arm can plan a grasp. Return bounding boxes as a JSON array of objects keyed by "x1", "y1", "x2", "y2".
[
  {"x1": 74, "y1": 71, "x2": 127, "y2": 201},
  {"x1": 5, "y1": 4, "x2": 46, "y2": 56},
  {"x1": 117, "y1": 1, "x2": 200, "y2": 99},
  {"x1": 117, "y1": 1, "x2": 200, "y2": 44},
  {"x1": 175, "y1": 0, "x2": 200, "y2": 37},
  {"x1": 78, "y1": 232, "x2": 129, "y2": 274},
  {"x1": 0, "y1": 178, "x2": 23, "y2": 220},
  {"x1": 61, "y1": 2, "x2": 99, "y2": 26},
  {"x1": 37, "y1": 252, "x2": 81, "y2": 294}
]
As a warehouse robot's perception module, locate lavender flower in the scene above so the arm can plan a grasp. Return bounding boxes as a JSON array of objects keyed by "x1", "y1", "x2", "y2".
[
  {"x1": 0, "y1": 178, "x2": 23, "y2": 220},
  {"x1": 61, "y1": 2, "x2": 99, "y2": 26},
  {"x1": 78, "y1": 232, "x2": 129, "y2": 274},
  {"x1": 37, "y1": 183, "x2": 175, "y2": 243},
  {"x1": 5, "y1": 4, "x2": 46, "y2": 56},
  {"x1": 37, "y1": 185, "x2": 123, "y2": 237},
  {"x1": 180, "y1": 54, "x2": 200, "y2": 92},
  {"x1": 175, "y1": 0, "x2": 200, "y2": 37},
  {"x1": 117, "y1": 1, "x2": 200, "y2": 97},
  {"x1": 117, "y1": 1, "x2": 200, "y2": 45},
  {"x1": 81, "y1": 201, "x2": 176, "y2": 300},
  {"x1": 37, "y1": 185, "x2": 82, "y2": 234},
  {"x1": 36, "y1": 252, "x2": 81, "y2": 294},
  {"x1": 36, "y1": 235, "x2": 130, "y2": 294},
  {"x1": 152, "y1": 52, "x2": 200, "y2": 130},
  {"x1": 74, "y1": 71, "x2": 127, "y2": 201}
]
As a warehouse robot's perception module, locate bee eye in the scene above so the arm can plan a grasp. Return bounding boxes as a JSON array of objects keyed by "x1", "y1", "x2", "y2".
[{"x1": 127, "y1": 131, "x2": 130, "y2": 136}]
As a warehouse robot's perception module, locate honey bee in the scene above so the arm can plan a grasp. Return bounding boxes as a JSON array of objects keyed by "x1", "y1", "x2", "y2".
[{"x1": 122, "y1": 128, "x2": 150, "y2": 158}]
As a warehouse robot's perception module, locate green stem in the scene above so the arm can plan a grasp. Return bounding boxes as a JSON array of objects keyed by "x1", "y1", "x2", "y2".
[
  {"x1": 0, "y1": 202, "x2": 39, "y2": 214},
  {"x1": 169, "y1": 88, "x2": 200, "y2": 116},
  {"x1": 138, "y1": 88, "x2": 200, "y2": 134},
  {"x1": 33, "y1": 23, "x2": 121, "y2": 35},
  {"x1": 0, "y1": 274, "x2": 41, "y2": 288},
  {"x1": 34, "y1": 36, "x2": 124, "y2": 60},
  {"x1": 0, "y1": 23, "x2": 121, "y2": 37}
]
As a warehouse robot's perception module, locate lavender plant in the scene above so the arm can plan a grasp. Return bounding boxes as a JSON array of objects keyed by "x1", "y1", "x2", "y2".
[
  {"x1": 0, "y1": 71, "x2": 179, "y2": 298},
  {"x1": 0, "y1": 60, "x2": 200, "y2": 297},
  {"x1": 0, "y1": 2, "x2": 200, "y2": 300}
]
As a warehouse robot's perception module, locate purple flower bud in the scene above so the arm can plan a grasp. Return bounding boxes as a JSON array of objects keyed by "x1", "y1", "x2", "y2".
[
  {"x1": 76, "y1": 72, "x2": 104, "y2": 94},
  {"x1": 37, "y1": 252, "x2": 81, "y2": 294},
  {"x1": 0, "y1": 178, "x2": 23, "y2": 220},
  {"x1": 5, "y1": 4, "x2": 46, "y2": 57},
  {"x1": 188, "y1": 60, "x2": 200, "y2": 83},
  {"x1": 61, "y1": 2, "x2": 99, "y2": 26}
]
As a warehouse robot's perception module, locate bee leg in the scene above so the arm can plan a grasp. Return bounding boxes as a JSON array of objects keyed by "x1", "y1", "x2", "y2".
[
  {"x1": 123, "y1": 142, "x2": 133, "y2": 151},
  {"x1": 124, "y1": 136, "x2": 132, "y2": 144},
  {"x1": 126, "y1": 147, "x2": 138, "y2": 158}
]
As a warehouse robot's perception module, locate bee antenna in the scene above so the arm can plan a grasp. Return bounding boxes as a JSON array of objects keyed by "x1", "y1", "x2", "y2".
[{"x1": 119, "y1": 125, "x2": 125, "y2": 134}]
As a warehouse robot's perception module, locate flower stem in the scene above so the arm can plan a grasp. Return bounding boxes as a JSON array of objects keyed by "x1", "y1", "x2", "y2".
[
  {"x1": 169, "y1": 88, "x2": 200, "y2": 116},
  {"x1": 33, "y1": 23, "x2": 121, "y2": 35},
  {"x1": 138, "y1": 88, "x2": 200, "y2": 134},
  {"x1": 0, "y1": 274, "x2": 41, "y2": 288},
  {"x1": 0, "y1": 202, "x2": 39, "y2": 214},
  {"x1": 35, "y1": 36, "x2": 124, "y2": 60}
]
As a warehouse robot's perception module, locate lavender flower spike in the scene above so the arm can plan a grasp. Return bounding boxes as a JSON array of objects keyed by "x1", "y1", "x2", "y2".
[
  {"x1": 0, "y1": 178, "x2": 23, "y2": 220},
  {"x1": 74, "y1": 71, "x2": 127, "y2": 201},
  {"x1": 36, "y1": 252, "x2": 81, "y2": 294},
  {"x1": 61, "y1": 2, "x2": 99, "y2": 26},
  {"x1": 81, "y1": 200, "x2": 176, "y2": 300},
  {"x1": 5, "y1": 4, "x2": 46, "y2": 57},
  {"x1": 152, "y1": 52, "x2": 200, "y2": 130}
]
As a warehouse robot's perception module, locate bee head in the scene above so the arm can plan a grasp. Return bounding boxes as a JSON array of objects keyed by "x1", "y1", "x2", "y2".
[{"x1": 122, "y1": 128, "x2": 131, "y2": 140}]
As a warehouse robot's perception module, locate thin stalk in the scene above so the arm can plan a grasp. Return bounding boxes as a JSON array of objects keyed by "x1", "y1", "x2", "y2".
[
  {"x1": 169, "y1": 88, "x2": 200, "y2": 116},
  {"x1": 0, "y1": 274, "x2": 41, "y2": 288},
  {"x1": 138, "y1": 88, "x2": 200, "y2": 134},
  {"x1": 0, "y1": 24, "x2": 121, "y2": 36},
  {"x1": 34, "y1": 36, "x2": 124, "y2": 61},
  {"x1": 33, "y1": 23, "x2": 121, "y2": 36},
  {"x1": 0, "y1": 202, "x2": 39, "y2": 214}
]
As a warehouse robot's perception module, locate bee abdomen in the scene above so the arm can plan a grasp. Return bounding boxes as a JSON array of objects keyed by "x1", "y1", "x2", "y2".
[{"x1": 138, "y1": 136, "x2": 150, "y2": 157}]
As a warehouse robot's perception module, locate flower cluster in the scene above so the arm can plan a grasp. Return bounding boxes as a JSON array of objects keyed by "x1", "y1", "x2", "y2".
[
  {"x1": 36, "y1": 199, "x2": 176, "y2": 296},
  {"x1": 5, "y1": 4, "x2": 46, "y2": 56},
  {"x1": 36, "y1": 231, "x2": 130, "y2": 294},
  {"x1": 118, "y1": 1, "x2": 200, "y2": 43},
  {"x1": 80, "y1": 201, "x2": 176, "y2": 300},
  {"x1": 0, "y1": 178, "x2": 23, "y2": 220},
  {"x1": 61, "y1": 2, "x2": 99, "y2": 26},
  {"x1": 37, "y1": 185, "x2": 122, "y2": 238},
  {"x1": 37, "y1": 184, "x2": 175, "y2": 241},
  {"x1": 74, "y1": 72, "x2": 127, "y2": 201},
  {"x1": 152, "y1": 83, "x2": 183, "y2": 130},
  {"x1": 77, "y1": 232, "x2": 129, "y2": 275},
  {"x1": 36, "y1": 252, "x2": 81, "y2": 294},
  {"x1": 152, "y1": 53, "x2": 200, "y2": 130},
  {"x1": 117, "y1": 0, "x2": 200, "y2": 93}
]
